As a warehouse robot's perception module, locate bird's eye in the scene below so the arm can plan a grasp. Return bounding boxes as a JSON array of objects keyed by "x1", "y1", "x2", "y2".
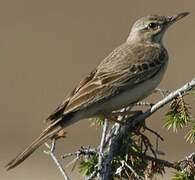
[{"x1": 148, "y1": 22, "x2": 158, "y2": 29}]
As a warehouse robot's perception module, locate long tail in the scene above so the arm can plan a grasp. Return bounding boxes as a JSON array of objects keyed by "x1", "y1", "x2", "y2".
[{"x1": 6, "y1": 123, "x2": 62, "y2": 170}]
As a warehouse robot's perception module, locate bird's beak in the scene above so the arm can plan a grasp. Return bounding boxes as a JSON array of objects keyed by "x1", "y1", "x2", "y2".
[{"x1": 167, "y1": 12, "x2": 190, "y2": 24}]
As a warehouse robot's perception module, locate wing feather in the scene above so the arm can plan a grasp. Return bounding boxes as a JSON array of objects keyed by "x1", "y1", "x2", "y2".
[
  {"x1": 64, "y1": 63, "x2": 162, "y2": 114},
  {"x1": 46, "y1": 44, "x2": 166, "y2": 124}
]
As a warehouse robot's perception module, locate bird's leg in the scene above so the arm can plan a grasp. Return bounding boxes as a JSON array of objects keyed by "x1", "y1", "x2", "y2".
[
  {"x1": 104, "y1": 115, "x2": 125, "y2": 126},
  {"x1": 104, "y1": 110, "x2": 142, "y2": 126},
  {"x1": 56, "y1": 129, "x2": 67, "y2": 140},
  {"x1": 44, "y1": 130, "x2": 67, "y2": 149}
]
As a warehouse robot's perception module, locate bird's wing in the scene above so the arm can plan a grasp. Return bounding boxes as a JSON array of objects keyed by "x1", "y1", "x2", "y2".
[
  {"x1": 46, "y1": 44, "x2": 166, "y2": 125},
  {"x1": 46, "y1": 62, "x2": 163, "y2": 126},
  {"x1": 64, "y1": 63, "x2": 162, "y2": 114}
]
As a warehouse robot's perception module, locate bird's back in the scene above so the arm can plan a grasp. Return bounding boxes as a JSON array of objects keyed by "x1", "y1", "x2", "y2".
[{"x1": 96, "y1": 42, "x2": 168, "y2": 76}]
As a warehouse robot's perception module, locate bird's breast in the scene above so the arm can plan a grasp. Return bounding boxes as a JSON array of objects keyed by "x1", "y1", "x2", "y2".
[{"x1": 92, "y1": 60, "x2": 168, "y2": 114}]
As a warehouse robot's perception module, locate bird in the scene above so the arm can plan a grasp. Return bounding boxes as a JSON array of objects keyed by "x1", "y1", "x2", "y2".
[{"x1": 6, "y1": 12, "x2": 189, "y2": 170}]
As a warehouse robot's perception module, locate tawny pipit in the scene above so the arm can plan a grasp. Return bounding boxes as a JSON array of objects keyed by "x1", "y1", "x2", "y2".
[{"x1": 6, "y1": 12, "x2": 189, "y2": 170}]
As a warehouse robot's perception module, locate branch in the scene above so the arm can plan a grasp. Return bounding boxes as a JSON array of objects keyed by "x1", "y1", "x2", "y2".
[
  {"x1": 103, "y1": 78, "x2": 195, "y2": 180},
  {"x1": 116, "y1": 160, "x2": 143, "y2": 180},
  {"x1": 104, "y1": 106, "x2": 132, "y2": 148},
  {"x1": 122, "y1": 160, "x2": 143, "y2": 180},
  {"x1": 143, "y1": 152, "x2": 195, "y2": 175},
  {"x1": 97, "y1": 119, "x2": 109, "y2": 179},
  {"x1": 135, "y1": 101, "x2": 154, "y2": 107},
  {"x1": 177, "y1": 152, "x2": 195, "y2": 173},
  {"x1": 44, "y1": 139, "x2": 71, "y2": 180},
  {"x1": 144, "y1": 126, "x2": 164, "y2": 141},
  {"x1": 142, "y1": 154, "x2": 179, "y2": 170},
  {"x1": 62, "y1": 147, "x2": 98, "y2": 159}
]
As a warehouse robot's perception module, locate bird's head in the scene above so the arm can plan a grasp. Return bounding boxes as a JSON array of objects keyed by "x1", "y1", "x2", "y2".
[{"x1": 127, "y1": 12, "x2": 190, "y2": 44}]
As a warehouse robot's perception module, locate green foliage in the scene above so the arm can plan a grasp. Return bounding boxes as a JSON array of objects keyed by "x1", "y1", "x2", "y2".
[
  {"x1": 164, "y1": 97, "x2": 191, "y2": 133},
  {"x1": 185, "y1": 122, "x2": 195, "y2": 144},
  {"x1": 78, "y1": 155, "x2": 98, "y2": 176},
  {"x1": 172, "y1": 171, "x2": 194, "y2": 180},
  {"x1": 77, "y1": 134, "x2": 166, "y2": 179},
  {"x1": 164, "y1": 95, "x2": 194, "y2": 144},
  {"x1": 112, "y1": 136, "x2": 149, "y2": 179},
  {"x1": 89, "y1": 117, "x2": 105, "y2": 127},
  {"x1": 78, "y1": 92, "x2": 195, "y2": 179}
]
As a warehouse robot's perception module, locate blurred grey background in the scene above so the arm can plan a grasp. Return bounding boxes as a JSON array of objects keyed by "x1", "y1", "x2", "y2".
[{"x1": 0, "y1": 1, "x2": 194, "y2": 179}]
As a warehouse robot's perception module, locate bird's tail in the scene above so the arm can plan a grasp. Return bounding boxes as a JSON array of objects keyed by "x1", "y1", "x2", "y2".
[{"x1": 6, "y1": 123, "x2": 62, "y2": 170}]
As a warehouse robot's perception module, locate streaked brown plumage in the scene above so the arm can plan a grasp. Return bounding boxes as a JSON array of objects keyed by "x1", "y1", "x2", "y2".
[{"x1": 6, "y1": 12, "x2": 189, "y2": 170}]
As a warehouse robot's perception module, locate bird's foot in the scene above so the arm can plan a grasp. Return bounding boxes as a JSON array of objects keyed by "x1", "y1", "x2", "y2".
[
  {"x1": 104, "y1": 115, "x2": 125, "y2": 126},
  {"x1": 56, "y1": 129, "x2": 67, "y2": 140}
]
